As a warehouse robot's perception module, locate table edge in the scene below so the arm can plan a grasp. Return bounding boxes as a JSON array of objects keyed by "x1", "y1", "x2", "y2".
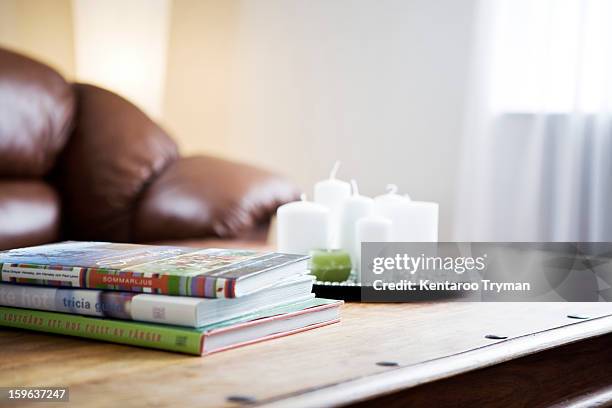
[{"x1": 257, "y1": 313, "x2": 612, "y2": 408}]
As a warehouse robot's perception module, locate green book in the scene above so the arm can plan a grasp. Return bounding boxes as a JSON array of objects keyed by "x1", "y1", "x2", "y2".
[{"x1": 0, "y1": 298, "x2": 342, "y2": 355}]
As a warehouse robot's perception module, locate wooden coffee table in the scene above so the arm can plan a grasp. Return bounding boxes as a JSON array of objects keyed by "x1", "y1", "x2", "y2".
[{"x1": 2, "y1": 302, "x2": 612, "y2": 407}]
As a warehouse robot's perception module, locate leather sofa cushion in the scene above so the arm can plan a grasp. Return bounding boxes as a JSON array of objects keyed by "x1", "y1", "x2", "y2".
[
  {"x1": 133, "y1": 155, "x2": 300, "y2": 242},
  {"x1": 0, "y1": 49, "x2": 74, "y2": 177},
  {"x1": 54, "y1": 84, "x2": 179, "y2": 242},
  {"x1": 0, "y1": 181, "x2": 61, "y2": 250}
]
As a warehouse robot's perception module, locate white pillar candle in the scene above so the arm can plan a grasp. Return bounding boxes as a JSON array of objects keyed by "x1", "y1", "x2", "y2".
[
  {"x1": 374, "y1": 185, "x2": 439, "y2": 242},
  {"x1": 355, "y1": 215, "x2": 392, "y2": 279},
  {"x1": 277, "y1": 195, "x2": 330, "y2": 255},
  {"x1": 339, "y1": 180, "x2": 374, "y2": 269},
  {"x1": 314, "y1": 161, "x2": 351, "y2": 248}
]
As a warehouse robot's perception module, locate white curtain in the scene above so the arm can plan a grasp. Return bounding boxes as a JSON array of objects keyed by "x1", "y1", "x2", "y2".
[{"x1": 456, "y1": 0, "x2": 612, "y2": 241}]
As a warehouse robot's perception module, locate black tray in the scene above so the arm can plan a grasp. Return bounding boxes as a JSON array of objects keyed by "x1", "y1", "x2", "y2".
[{"x1": 312, "y1": 280, "x2": 465, "y2": 302}]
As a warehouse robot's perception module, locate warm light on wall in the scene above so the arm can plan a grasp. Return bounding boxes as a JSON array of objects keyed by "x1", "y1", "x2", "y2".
[{"x1": 72, "y1": 0, "x2": 170, "y2": 119}]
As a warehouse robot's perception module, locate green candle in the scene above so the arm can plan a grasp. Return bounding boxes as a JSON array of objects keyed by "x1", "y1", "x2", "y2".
[{"x1": 309, "y1": 249, "x2": 352, "y2": 282}]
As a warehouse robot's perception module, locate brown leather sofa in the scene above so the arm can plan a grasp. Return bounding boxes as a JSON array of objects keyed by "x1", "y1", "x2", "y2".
[{"x1": 0, "y1": 48, "x2": 299, "y2": 250}]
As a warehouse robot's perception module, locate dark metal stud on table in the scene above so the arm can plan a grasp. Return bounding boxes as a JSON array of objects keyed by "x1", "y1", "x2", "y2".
[
  {"x1": 376, "y1": 361, "x2": 400, "y2": 367},
  {"x1": 567, "y1": 314, "x2": 590, "y2": 320},
  {"x1": 227, "y1": 395, "x2": 257, "y2": 405},
  {"x1": 485, "y1": 334, "x2": 508, "y2": 340}
]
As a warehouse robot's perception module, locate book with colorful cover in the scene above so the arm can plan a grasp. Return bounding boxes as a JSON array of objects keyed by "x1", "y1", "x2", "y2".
[
  {"x1": 0, "y1": 298, "x2": 342, "y2": 355},
  {"x1": 0, "y1": 242, "x2": 308, "y2": 298},
  {"x1": 0, "y1": 275, "x2": 315, "y2": 327}
]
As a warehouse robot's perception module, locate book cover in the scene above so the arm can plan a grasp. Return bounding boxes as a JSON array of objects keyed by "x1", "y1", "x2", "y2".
[
  {"x1": 0, "y1": 275, "x2": 314, "y2": 327},
  {"x1": 0, "y1": 298, "x2": 341, "y2": 355},
  {"x1": 0, "y1": 242, "x2": 307, "y2": 298}
]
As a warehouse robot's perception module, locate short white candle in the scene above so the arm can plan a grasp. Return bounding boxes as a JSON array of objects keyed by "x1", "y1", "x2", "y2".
[
  {"x1": 339, "y1": 180, "x2": 374, "y2": 268},
  {"x1": 355, "y1": 215, "x2": 392, "y2": 277},
  {"x1": 314, "y1": 161, "x2": 351, "y2": 248},
  {"x1": 374, "y1": 184, "x2": 438, "y2": 242},
  {"x1": 277, "y1": 194, "x2": 329, "y2": 255}
]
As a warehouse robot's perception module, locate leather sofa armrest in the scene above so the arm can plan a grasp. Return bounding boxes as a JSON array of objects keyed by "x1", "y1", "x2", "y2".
[
  {"x1": 0, "y1": 181, "x2": 61, "y2": 250},
  {"x1": 132, "y1": 155, "x2": 301, "y2": 242}
]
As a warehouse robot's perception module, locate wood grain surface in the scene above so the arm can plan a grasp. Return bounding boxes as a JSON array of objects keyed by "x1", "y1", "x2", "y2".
[{"x1": 1, "y1": 302, "x2": 612, "y2": 408}]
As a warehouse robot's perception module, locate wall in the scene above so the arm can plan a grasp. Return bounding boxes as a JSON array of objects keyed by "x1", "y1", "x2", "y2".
[
  {"x1": 0, "y1": 0, "x2": 75, "y2": 78},
  {"x1": 163, "y1": 0, "x2": 476, "y2": 240},
  {"x1": 72, "y1": 0, "x2": 171, "y2": 119},
  {"x1": 163, "y1": 0, "x2": 240, "y2": 157}
]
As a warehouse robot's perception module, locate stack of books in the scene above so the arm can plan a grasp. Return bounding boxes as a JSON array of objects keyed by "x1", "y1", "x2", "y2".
[{"x1": 0, "y1": 242, "x2": 341, "y2": 355}]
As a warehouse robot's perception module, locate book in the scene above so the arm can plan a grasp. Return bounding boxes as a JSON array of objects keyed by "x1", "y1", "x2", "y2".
[
  {"x1": 0, "y1": 298, "x2": 342, "y2": 355},
  {"x1": 0, "y1": 241, "x2": 308, "y2": 298},
  {"x1": 0, "y1": 275, "x2": 315, "y2": 327}
]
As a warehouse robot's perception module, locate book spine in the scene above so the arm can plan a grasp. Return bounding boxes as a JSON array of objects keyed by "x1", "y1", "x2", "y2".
[
  {"x1": 0, "y1": 306, "x2": 203, "y2": 355},
  {"x1": 0, "y1": 284, "x2": 200, "y2": 327},
  {"x1": 0, "y1": 263, "x2": 236, "y2": 298}
]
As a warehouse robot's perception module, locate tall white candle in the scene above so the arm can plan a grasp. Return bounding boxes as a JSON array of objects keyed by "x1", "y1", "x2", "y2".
[
  {"x1": 314, "y1": 161, "x2": 351, "y2": 248},
  {"x1": 374, "y1": 185, "x2": 438, "y2": 242},
  {"x1": 339, "y1": 180, "x2": 373, "y2": 269},
  {"x1": 277, "y1": 194, "x2": 329, "y2": 255},
  {"x1": 355, "y1": 215, "x2": 392, "y2": 279}
]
